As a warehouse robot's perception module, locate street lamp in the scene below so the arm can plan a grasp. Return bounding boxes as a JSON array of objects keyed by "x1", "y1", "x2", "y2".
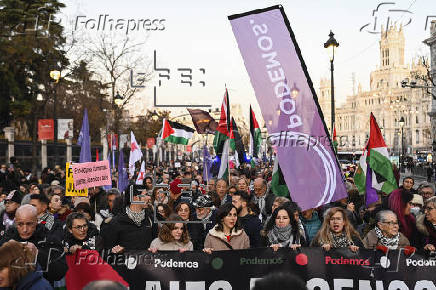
[
  {"x1": 49, "y1": 70, "x2": 61, "y2": 166},
  {"x1": 114, "y1": 92, "x2": 124, "y2": 107},
  {"x1": 290, "y1": 83, "x2": 300, "y2": 99},
  {"x1": 324, "y1": 30, "x2": 339, "y2": 136},
  {"x1": 399, "y1": 116, "x2": 405, "y2": 173}
]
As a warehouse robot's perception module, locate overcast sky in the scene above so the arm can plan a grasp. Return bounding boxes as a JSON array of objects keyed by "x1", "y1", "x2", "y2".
[{"x1": 60, "y1": 0, "x2": 435, "y2": 122}]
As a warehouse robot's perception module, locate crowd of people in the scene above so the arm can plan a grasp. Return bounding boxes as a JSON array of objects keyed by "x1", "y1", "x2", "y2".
[{"x1": 0, "y1": 158, "x2": 436, "y2": 289}]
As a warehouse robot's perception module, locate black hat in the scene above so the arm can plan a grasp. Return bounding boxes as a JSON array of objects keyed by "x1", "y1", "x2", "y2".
[
  {"x1": 6, "y1": 190, "x2": 24, "y2": 204},
  {"x1": 192, "y1": 195, "x2": 214, "y2": 208}
]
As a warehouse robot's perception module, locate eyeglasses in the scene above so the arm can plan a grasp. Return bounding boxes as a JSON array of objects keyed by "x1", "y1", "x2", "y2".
[
  {"x1": 382, "y1": 221, "x2": 399, "y2": 226},
  {"x1": 424, "y1": 206, "x2": 436, "y2": 212},
  {"x1": 73, "y1": 224, "x2": 88, "y2": 231}
]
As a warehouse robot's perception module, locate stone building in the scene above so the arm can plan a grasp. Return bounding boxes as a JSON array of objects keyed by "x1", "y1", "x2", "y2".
[
  {"x1": 424, "y1": 20, "x2": 436, "y2": 161},
  {"x1": 319, "y1": 25, "x2": 432, "y2": 156}
]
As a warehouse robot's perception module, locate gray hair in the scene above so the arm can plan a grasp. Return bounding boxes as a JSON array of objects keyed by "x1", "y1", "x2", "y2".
[
  {"x1": 375, "y1": 210, "x2": 397, "y2": 223},
  {"x1": 16, "y1": 204, "x2": 37, "y2": 218},
  {"x1": 418, "y1": 182, "x2": 435, "y2": 194},
  {"x1": 424, "y1": 196, "x2": 436, "y2": 207}
]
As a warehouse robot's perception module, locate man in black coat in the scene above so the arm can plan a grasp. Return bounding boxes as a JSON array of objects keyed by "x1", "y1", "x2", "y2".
[
  {"x1": 0, "y1": 204, "x2": 67, "y2": 283},
  {"x1": 191, "y1": 195, "x2": 217, "y2": 250},
  {"x1": 232, "y1": 191, "x2": 262, "y2": 248},
  {"x1": 251, "y1": 178, "x2": 276, "y2": 223},
  {"x1": 101, "y1": 185, "x2": 157, "y2": 252}
]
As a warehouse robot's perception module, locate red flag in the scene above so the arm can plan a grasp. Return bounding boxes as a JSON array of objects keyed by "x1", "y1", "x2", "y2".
[
  {"x1": 66, "y1": 250, "x2": 128, "y2": 289},
  {"x1": 96, "y1": 149, "x2": 99, "y2": 161}
]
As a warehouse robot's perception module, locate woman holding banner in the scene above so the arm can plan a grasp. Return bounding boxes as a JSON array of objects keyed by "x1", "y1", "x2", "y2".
[
  {"x1": 262, "y1": 204, "x2": 305, "y2": 251},
  {"x1": 311, "y1": 207, "x2": 363, "y2": 252},
  {"x1": 203, "y1": 203, "x2": 250, "y2": 252},
  {"x1": 148, "y1": 214, "x2": 193, "y2": 252}
]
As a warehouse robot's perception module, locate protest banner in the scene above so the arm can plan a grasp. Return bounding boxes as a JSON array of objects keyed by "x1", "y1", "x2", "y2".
[
  {"x1": 72, "y1": 160, "x2": 112, "y2": 190},
  {"x1": 65, "y1": 162, "x2": 88, "y2": 197},
  {"x1": 84, "y1": 248, "x2": 436, "y2": 290},
  {"x1": 229, "y1": 6, "x2": 347, "y2": 210}
]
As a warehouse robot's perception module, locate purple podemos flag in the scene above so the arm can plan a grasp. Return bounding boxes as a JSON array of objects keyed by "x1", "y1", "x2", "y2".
[{"x1": 229, "y1": 5, "x2": 347, "y2": 210}]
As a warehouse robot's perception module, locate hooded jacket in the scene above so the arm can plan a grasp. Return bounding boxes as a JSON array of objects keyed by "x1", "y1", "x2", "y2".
[
  {"x1": 1, "y1": 265, "x2": 53, "y2": 290},
  {"x1": 204, "y1": 225, "x2": 250, "y2": 251}
]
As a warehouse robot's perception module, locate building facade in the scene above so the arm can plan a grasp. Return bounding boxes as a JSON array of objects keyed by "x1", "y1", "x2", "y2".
[
  {"x1": 319, "y1": 25, "x2": 432, "y2": 156},
  {"x1": 424, "y1": 21, "x2": 436, "y2": 162}
]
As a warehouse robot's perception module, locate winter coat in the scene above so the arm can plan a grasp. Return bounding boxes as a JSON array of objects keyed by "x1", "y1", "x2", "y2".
[
  {"x1": 301, "y1": 211, "x2": 322, "y2": 243},
  {"x1": 190, "y1": 210, "x2": 217, "y2": 251},
  {"x1": 89, "y1": 189, "x2": 108, "y2": 217},
  {"x1": 101, "y1": 210, "x2": 157, "y2": 251},
  {"x1": 362, "y1": 228, "x2": 410, "y2": 249},
  {"x1": 63, "y1": 222, "x2": 102, "y2": 252},
  {"x1": 0, "y1": 224, "x2": 67, "y2": 283},
  {"x1": 1, "y1": 266, "x2": 53, "y2": 290},
  {"x1": 150, "y1": 238, "x2": 193, "y2": 251},
  {"x1": 416, "y1": 214, "x2": 436, "y2": 249},
  {"x1": 204, "y1": 226, "x2": 250, "y2": 251},
  {"x1": 239, "y1": 213, "x2": 262, "y2": 248}
]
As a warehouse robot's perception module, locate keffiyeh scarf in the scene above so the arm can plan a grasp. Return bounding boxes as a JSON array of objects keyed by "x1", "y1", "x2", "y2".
[
  {"x1": 267, "y1": 225, "x2": 295, "y2": 247},
  {"x1": 126, "y1": 207, "x2": 146, "y2": 227},
  {"x1": 374, "y1": 226, "x2": 399, "y2": 249},
  {"x1": 39, "y1": 212, "x2": 55, "y2": 230},
  {"x1": 330, "y1": 232, "x2": 354, "y2": 248}
]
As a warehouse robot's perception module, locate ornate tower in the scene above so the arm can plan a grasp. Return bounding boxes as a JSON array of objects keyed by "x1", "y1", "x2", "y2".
[{"x1": 380, "y1": 24, "x2": 405, "y2": 68}]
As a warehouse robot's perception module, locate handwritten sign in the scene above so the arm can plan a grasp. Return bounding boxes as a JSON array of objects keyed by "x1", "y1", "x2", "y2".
[
  {"x1": 72, "y1": 160, "x2": 112, "y2": 190},
  {"x1": 65, "y1": 162, "x2": 88, "y2": 197}
]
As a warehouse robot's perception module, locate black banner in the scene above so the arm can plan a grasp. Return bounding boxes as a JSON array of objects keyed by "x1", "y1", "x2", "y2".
[{"x1": 107, "y1": 248, "x2": 436, "y2": 290}]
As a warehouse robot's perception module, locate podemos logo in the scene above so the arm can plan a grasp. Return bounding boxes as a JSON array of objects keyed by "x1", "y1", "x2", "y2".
[
  {"x1": 154, "y1": 258, "x2": 199, "y2": 269},
  {"x1": 325, "y1": 256, "x2": 370, "y2": 266},
  {"x1": 240, "y1": 257, "x2": 283, "y2": 265},
  {"x1": 406, "y1": 258, "x2": 436, "y2": 267}
]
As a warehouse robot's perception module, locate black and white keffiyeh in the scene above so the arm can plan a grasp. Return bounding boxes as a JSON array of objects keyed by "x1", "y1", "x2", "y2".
[
  {"x1": 267, "y1": 225, "x2": 295, "y2": 247},
  {"x1": 374, "y1": 226, "x2": 399, "y2": 249},
  {"x1": 330, "y1": 232, "x2": 354, "y2": 248},
  {"x1": 126, "y1": 207, "x2": 146, "y2": 227}
]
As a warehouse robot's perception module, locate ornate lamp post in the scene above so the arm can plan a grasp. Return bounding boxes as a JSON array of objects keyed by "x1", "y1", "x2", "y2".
[{"x1": 324, "y1": 31, "x2": 339, "y2": 136}]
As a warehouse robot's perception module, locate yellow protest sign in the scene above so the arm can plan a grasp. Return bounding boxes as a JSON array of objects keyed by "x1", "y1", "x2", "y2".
[{"x1": 65, "y1": 162, "x2": 88, "y2": 196}]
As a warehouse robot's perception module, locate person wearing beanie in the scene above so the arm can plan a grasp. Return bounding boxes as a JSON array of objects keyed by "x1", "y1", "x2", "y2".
[{"x1": 0, "y1": 190, "x2": 23, "y2": 238}]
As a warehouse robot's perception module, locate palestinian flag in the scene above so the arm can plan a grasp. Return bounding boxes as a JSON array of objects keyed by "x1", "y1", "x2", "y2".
[
  {"x1": 249, "y1": 106, "x2": 262, "y2": 158},
  {"x1": 218, "y1": 139, "x2": 230, "y2": 180},
  {"x1": 230, "y1": 117, "x2": 246, "y2": 167},
  {"x1": 161, "y1": 119, "x2": 194, "y2": 145},
  {"x1": 270, "y1": 156, "x2": 290, "y2": 197},
  {"x1": 354, "y1": 113, "x2": 398, "y2": 205},
  {"x1": 213, "y1": 89, "x2": 231, "y2": 157}
]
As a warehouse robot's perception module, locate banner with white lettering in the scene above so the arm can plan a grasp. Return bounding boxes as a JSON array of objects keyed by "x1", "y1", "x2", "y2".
[
  {"x1": 81, "y1": 248, "x2": 436, "y2": 290},
  {"x1": 228, "y1": 6, "x2": 347, "y2": 210}
]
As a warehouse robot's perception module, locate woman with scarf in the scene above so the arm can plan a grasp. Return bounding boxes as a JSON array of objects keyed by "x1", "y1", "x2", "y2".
[
  {"x1": 262, "y1": 204, "x2": 306, "y2": 251},
  {"x1": 363, "y1": 210, "x2": 409, "y2": 249},
  {"x1": 416, "y1": 196, "x2": 436, "y2": 252},
  {"x1": 311, "y1": 207, "x2": 363, "y2": 252}
]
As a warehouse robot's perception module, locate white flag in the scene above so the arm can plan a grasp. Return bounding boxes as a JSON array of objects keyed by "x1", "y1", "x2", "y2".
[
  {"x1": 136, "y1": 161, "x2": 146, "y2": 185},
  {"x1": 129, "y1": 131, "x2": 143, "y2": 176}
]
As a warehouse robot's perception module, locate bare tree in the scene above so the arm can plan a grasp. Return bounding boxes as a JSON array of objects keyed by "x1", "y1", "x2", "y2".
[
  {"x1": 410, "y1": 56, "x2": 436, "y2": 100},
  {"x1": 85, "y1": 33, "x2": 153, "y2": 133}
]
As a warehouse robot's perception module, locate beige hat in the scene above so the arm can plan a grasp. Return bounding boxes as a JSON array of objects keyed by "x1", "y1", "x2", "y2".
[
  {"x1": 51, "y1": 180, "x2": 60, "y2": 186},
  {"x1": 411, "y1": 194, "x2": 424, "y2": 206},
  {"x1": 73, "y1": 197, "x2": 90, "y2": 208}
]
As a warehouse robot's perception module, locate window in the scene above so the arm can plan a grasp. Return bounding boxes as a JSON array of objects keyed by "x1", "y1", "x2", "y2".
[
  {"x1": 416, "y1": 115, "x2": 419, "y2": 124},
  {"x1": 416, "y1": 130, "x2": 420, "y2": 144}
]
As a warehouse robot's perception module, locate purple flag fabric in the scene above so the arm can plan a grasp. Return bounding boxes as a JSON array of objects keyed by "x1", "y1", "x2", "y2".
[
  {"x1": 118, "y1": 149, "x2": 128, "y2": 193},
  {"x1": 365, "y1": 166, "x2": 379, "y2": 206},
  {"x1": 229, "y1": 6, "x2": 347, "y2": 210},
  {"x1": 203, "y1": 146, "x2": 213, "y2": 182},
  {"x1": 77, "y1": 108, "x2": 91, "y2": 163}
]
